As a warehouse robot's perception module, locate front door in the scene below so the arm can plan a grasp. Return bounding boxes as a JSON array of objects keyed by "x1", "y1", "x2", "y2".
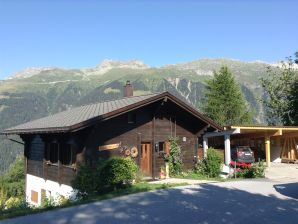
[{"x1": 140, "y1": 143, "x2": 152, "y2": 177}]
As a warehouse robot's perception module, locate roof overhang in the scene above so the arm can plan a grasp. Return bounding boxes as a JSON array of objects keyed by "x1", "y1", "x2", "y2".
[
  {"x1": 204, "y1": 125, "x2": 298, "y2": 138},
  {"x1": 226, "y1": 125, "x2": 298, "y2": 136},
  {"x1": 1, "y1": 92, "x2": 223, "y2": 135}
]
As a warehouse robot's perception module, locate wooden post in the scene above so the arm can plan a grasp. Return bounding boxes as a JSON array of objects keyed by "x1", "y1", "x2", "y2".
[
  {"x1": 152, "y1": 116, "x2": 156, "y2": 179},
  {"x1": 203, "y1": 137, "x2": 208, "y2": 158},
  {"x1": 265, "y1": 136, "x2": 271, "y2": 167},
  {"x1": 224, "y1": 134, "x2": 231, "y2": 165},
  {"x1": 58, "y1": 143, "x2": 62, "y2": 184}
]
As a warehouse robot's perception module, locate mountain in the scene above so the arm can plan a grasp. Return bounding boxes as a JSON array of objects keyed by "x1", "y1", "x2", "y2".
[{"x1": 0, "y1": 58, "x2": 276, "y2": 174}]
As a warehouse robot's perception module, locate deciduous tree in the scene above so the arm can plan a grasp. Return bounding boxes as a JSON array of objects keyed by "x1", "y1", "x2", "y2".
[{"x1": 260, "y1": 52, "x2": 298, "y2": 125}]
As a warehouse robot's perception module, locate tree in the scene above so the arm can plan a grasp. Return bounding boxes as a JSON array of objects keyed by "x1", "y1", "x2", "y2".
[
  {"x1": 0, "y1": 156, "x2": 25, "y2": 208},
  {"x1": 286, "y1": 77, "x2": 298, "y2": 125},
  {"x1": 260, "y1": 52, "x2": 298, "y2": 125},
  {"x1": 203, "y1": 66, "x2": 252, "y2": 126}
]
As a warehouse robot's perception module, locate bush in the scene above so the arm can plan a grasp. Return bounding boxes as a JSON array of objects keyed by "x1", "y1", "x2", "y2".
[
  {"x1": 168, "y1": 137, "x2": 183, "y2": 176},
  {"x1": 71, "y1": 164, "x2": 98, "y2": 195},
  {"x1": 72, "y1": 157, "x2": 138, "y2": 195},
  {"x1": 100, "y1": 157, "x2": 138, "y2": 190},
  {"x1": 5, "y1": 197, "x2": 22, "y2": 209},
  {"x1": 40, "y1": 194, "x2": 69, "y2": 208},
  {"x1": 0, "y1": 156, "x2": 25, "y2": 200},
  {"x1": 194, "y1": 159, "x2": 206, "y2": 175},
  {"x1": 195, "y1": 148, "x2": 222, "y2": 178},
  {"x1": 235, "y1": 167, "x2": 253, "y2": 178},
  {"x1": 4, "y1": 197, "x2": 28, "y2": 210},
  {"x1": 251, "y1": 161, "x2": 266, "y2": 178},
  {"x1": 234, "y1": 161, "x2": 266, "y2": 178},
  {"x1": 41, "y1": 195, "x2": 56, "y2": 208}
]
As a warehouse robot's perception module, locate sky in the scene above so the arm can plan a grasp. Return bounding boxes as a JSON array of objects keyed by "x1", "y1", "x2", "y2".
[{"x1": 0, "y1": 0, "x2": 297, "y2": 79}]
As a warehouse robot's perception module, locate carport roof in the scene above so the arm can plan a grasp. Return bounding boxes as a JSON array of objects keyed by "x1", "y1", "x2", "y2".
[
  {"x1": 203, "y1": 125, "x2": 298, "y2": 138},
  {"x1": 225, "y1": 125, "x2": 298, "y2": 130},
  {"x1": 225, "y1": 125, "x2": 298, "y2": 135}
]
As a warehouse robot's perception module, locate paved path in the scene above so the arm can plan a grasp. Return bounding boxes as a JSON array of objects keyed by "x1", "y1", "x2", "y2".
[
  {"x1": 265, "y1": 163, "x2": 298, "y2": 181},
  {"x1": 2, "y1": 179, "x2": 298, "y2": 224}
]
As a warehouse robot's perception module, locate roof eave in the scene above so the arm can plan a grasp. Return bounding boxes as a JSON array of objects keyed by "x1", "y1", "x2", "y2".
[
  {"x1": 1, "y1": 91, "x2": 223, "y2": 135},
  {"x1": 1, "y1": 127, "x2": 71, "y2": 135}
]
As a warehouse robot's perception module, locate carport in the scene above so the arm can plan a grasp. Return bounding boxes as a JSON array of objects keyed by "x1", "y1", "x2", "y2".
[{"x1": 203, "y1": 126, "x2": 298, "y2": 167}]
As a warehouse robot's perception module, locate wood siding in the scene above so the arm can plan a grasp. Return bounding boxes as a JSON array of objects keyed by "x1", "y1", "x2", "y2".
[
  {"x1": 26, "y1": 134, "x2": 79, "y2": 186},
  {"x1": 25, "y1": 99, "x2": 212, "y2": 182},
  {"x1": 27, "y1": 136, "x2": 44, "y2": 178},
  {"x1": 84, "y1": 101, "x2": 201, "y2": 178}
]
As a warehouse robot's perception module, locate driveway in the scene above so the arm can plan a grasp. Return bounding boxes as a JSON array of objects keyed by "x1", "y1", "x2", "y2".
[
  {"x1": 2, "y1": 179, "x2": 298, "y2": 224},
  {"x1": 266, "y1": 163, "x2": 298, "y2": 181}
]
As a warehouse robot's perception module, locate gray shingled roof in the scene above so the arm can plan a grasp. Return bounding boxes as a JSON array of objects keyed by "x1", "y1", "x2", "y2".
[
  {"x1": 3, "y1": 93, "x2": 160, "y2": 134},
  {"x1": 2, "y1": 91, "x2": 223, "y2": 135}
]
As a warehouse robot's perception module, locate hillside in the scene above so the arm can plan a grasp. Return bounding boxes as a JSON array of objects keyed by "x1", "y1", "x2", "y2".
[{"x1": 0, "y1": 58, "x2": 274, "y2": 174}]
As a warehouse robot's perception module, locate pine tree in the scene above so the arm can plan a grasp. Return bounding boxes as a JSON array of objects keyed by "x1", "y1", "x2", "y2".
[{"x1": 203, "y1": 66, "x2": 252, "y2": 126}]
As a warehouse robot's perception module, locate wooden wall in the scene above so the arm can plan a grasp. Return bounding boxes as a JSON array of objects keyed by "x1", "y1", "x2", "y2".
[
  {"x1": 25, "y1": 134, "x2": 82, "y2": 186},
  {"x1": 25, "y1": 99, "x2": 210, "y2": 182},
  {"x1": 84, "y1": 100, "x2": 202, "y2": 178}
]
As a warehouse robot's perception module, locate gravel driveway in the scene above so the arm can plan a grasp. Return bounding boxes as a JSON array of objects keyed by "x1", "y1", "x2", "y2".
[{"x1": 2, "y1": 178, "x2": 298, "y2": 224}]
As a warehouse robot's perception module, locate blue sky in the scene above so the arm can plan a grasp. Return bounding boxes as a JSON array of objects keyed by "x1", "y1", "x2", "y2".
[{"x1": 0, "y1": 0, "x2": 297, "y2": 79}]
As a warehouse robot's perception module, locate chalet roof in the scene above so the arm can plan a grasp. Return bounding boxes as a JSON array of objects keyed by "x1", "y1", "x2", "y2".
[{"x1": 2, "y1": 92, "x2": 222, "y2": 135}]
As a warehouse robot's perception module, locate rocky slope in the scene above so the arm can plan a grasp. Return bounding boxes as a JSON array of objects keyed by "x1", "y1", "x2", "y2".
[{"x1": 0, "y1": 58, "x2": 274, "y2": 173}]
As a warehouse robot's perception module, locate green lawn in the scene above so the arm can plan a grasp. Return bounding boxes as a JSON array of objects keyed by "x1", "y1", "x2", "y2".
[
  {"x1": 0, "y1": 182, "x2": 186, "y2": 221},
  {"x1": 175, "y1": 171, "x2": 225, "y2": 182}
]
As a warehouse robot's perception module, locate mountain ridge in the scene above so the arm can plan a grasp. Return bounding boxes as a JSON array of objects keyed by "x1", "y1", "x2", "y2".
[
  {"x1": 5, "y1": 58, "x2": 282, "y2": 80},
  {"x1": 0, "y1": 57, "x2": 275, "y2": 174}
]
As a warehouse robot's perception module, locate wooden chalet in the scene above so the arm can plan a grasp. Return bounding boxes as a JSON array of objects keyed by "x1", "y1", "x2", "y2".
[{"x1": 2, "y1": 81, "x2": 222, "y2": 205}]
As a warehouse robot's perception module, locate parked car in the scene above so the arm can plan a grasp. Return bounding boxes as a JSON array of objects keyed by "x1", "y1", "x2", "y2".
[{"x1": 231, "y1": 146, "x2": 255, "y2": 163}]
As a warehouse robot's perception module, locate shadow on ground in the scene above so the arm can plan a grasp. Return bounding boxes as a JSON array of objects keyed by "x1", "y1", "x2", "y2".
[
  {"x1": 2, "y1": 183, "x2": 298, "y2": 224},
  {"x1": 274, "y1": 182, "x2": 298, "y2": 199}
]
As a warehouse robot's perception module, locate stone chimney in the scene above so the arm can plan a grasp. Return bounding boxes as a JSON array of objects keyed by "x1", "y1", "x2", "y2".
[{"x1": 123, "y1": 80, "x2": 133, "y2": 97}]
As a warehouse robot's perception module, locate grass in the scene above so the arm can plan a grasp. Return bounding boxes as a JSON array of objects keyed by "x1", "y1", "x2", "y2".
[
  {"x1": 175, "y1": 171, "x2": 225, "y2": 182},
  {"x1": 0, "y1": 182, "x2": 186, "y2": 221}
]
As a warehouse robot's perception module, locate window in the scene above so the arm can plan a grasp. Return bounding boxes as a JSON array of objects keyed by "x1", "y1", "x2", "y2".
[
  {"x1": 158, "y1": 142, "x2": 164, "y2": 152},
  {"x1": 45, "y1": 142, "x2": 76, "y2": 166},
  {"x1": 157, "y1": 141, "x2": 170, "y2": 159},
  {"x1": 127, "y1": 112, "x2": 136, "y2": 123},
  {"x1": 31, "y1": 190, "x2": 38, "y2": 204},
  {"x1": 157, "y1": 141, "x2": 170, "y2": 153},
  {"x1": 45, "y1": 143, "x2": 58, "y2": 164},
  {"x1": 60, "y1": 143, "x2": 76, "y2": 166}
]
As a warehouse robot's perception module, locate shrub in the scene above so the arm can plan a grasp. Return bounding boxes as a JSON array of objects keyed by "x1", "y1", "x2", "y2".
[
  {"x1": 5, "y1": 197, "x2": 22, "y2": 209},
  {"x1": 100, "y1": 157, "x2": 138, "y2": 190},
  {"x1": 196, "y1": 148, "x2": 222, "y2": 178},
  {"x1": 235, "y1": 167, "x2": 253, "y2": 178},
  {"x1": 194, "y1": 159, "x2": 206, "y2": 175},
  {"x1": 40, "y1": 194, "x2": 70, "y2": 208},
  {"x1": 71, "y1": 163, "x2": 98, "y2": 196},
  {"x1": 41, "y1": 195, "x2": 56, "y2": 208},
  {"x1": 168, "y1": 137, "x2": 183, "y2": 176},
  {"x1": 234, "y1": 161, "x2": 266, "y2": 178},
  {"x1": 72, "y1": 157, "x2": 138, "y2": 195},
  {"x1": 251, "y1": 161, "x2": 266, "y2": 178},
  {"x1": 56, "y1": 195, "x2": 70, "y2": 206},
  {"x1": 0, "y1": 156, "x2": 25, "y2": 200}
]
